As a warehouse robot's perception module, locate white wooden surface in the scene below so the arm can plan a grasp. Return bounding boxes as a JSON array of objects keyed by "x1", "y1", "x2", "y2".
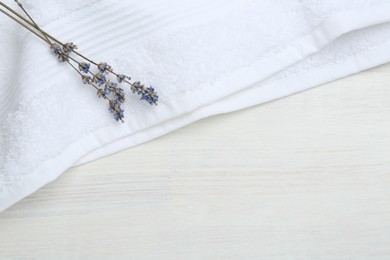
[{"x1": 0, "y1": 64, "x2": 390, "y2": 259}]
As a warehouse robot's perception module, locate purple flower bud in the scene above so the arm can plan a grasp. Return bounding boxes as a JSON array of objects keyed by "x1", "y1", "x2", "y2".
[
  {"x1": 98, "y1": 62, "x2": 112, "y2": 73},
  {"x1": 50, "y1": 43, "x2": 62, "y2": 55},
  {"x1": 141, "y1": 86, "x2": 159, "y2": 105},
  {"x1": 93, "y1": 72, "x2": 106, "y2": 86},
  {"x1": 63, "y1": 42, "x2": 77, "y2": 54},
  {"x1": 108, "y1": 100, "x2": 124, "y2": 123},
  {"x1": 81, "y1": 75, "x2": 92, "y2": 84},
  {"x1": 117, "y1": 74, "x2": 129, "y2": 83},
  {"x1": 78, "y1": 62, "x2": 90, "y2": 74}
]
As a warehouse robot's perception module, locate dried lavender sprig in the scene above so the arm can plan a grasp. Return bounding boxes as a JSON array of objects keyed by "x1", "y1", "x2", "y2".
[
  {"x1": 0, "y1": 0, "x2": 158, "y2": 123},
  {"x1": 0, "y1": 1, "x2": 159, "y2": 105},
  {"x1": 6, "y1": 3, "x2": 125, "y2": 118},
  {"x1": 1, "y1": 1, "x2": 158, "y2": 105},
  {"x1": 0, "y1": 5, "x2": 126, "y2": 122}
]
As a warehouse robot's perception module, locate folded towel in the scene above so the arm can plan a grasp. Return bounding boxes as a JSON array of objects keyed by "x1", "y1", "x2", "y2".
[{"x1": 1, "y1": 0, "x2": 390, "y2": 212}]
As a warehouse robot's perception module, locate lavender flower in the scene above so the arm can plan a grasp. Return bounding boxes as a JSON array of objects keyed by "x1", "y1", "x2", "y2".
[
  {"x1": 103, "y1": 80, "x2": 125, "y2": 103},
  {"x1": 102, "y1": 81, "x2": 112, "y2": 95},
  {"x1": 63, "y1": 42, "x2": 77, "y2": 54},
  {"x1": 78, "y1": 62, "x2": 90, "y2": 74},
  {"x1": 109, "y1": 100, "x2": 124, "y2": 123},
  {"x1": 109, "y1": 100, "x2": 121, "y2": 111},
  {"x1": 130, "y1": 81, "x2": 144, "y2": 95},
  {"x1": 93, "y1": 72, "x2": 106, "y2": 86},
  {"x1": 116, "y1": 74, "x2": 129, "y2": 83},
  {"x1": 114, "y1": 109, "x2": 124, "y2": 122},
  {"x1": 129, "y1": 82, "x2": 158, "y2": 105},
  {"x1": 50, "y1": 43, "x2": 61, "y2": 55},
  {"x1": 114, "y1": 87, "x2": 125, "y2": 103},
  {"x1": 141, "y1": 86, "x2": 159, "y2": 105},
  {"x1": 104, "y1": 80, "x2": 117, "y2": 92},
  {"x1": 58, "y1": 52, "x2": 69, "y2": 62},
  {"x1": 81, "y1": 75, "x2": 92, "y2": 84},
  {"x1": 50, "y1": 43, "x2": 69, "y2": 62},
  {"x1": 96, "y1": 88, "x2": 106, "y2": 98},
  {"x1": 98, "y1": 62, "x2": 112, "y2": 73}
]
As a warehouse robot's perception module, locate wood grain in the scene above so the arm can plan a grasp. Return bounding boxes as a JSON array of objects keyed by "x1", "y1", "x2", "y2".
[{"x1": 0, "y1": 64, "x2": 390, "y2": 259}]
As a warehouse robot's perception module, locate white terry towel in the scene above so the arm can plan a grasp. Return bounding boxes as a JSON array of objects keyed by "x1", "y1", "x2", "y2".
[{"x1": 1, "y1": 0, "x2": 390, "y2": 212}]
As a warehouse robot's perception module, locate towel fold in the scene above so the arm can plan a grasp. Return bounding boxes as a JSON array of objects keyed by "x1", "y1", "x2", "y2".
[{"x1": 1, "y1": 0, "x2": 390, "y2": 212}]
